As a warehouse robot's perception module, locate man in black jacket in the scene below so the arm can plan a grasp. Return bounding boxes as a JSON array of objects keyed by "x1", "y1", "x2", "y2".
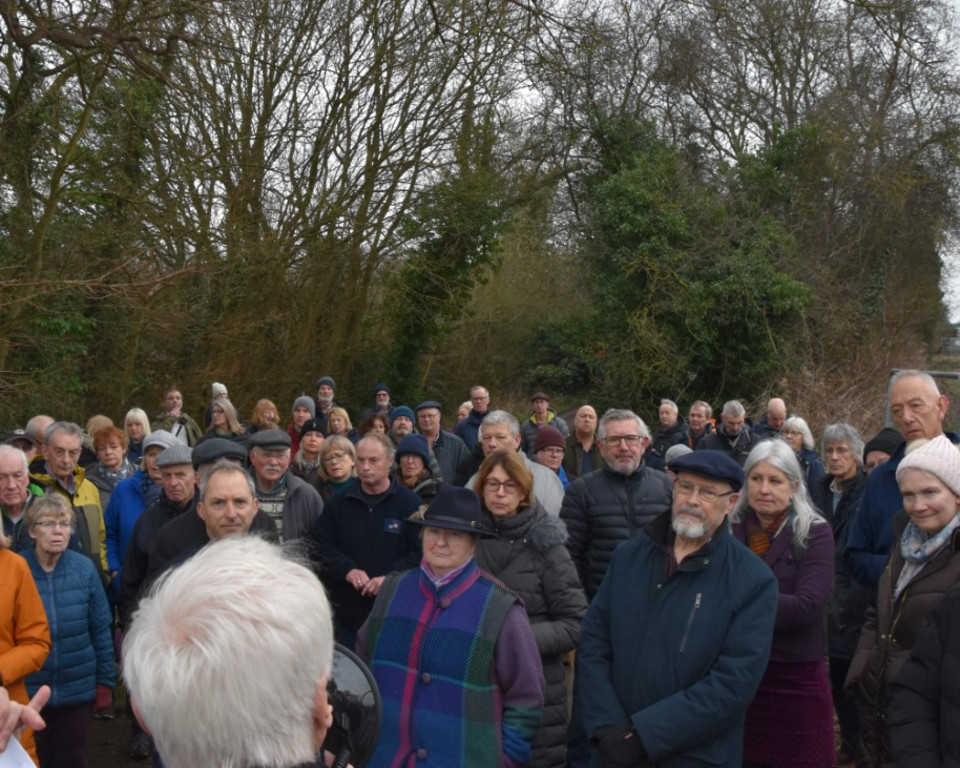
[
  {"x1": 576, "y1": 451, "x2": 777, "y2": 768},
  {"x1": 810, "y1": 423, "x2": 870, "y2": 767},
  {"x1": 647, "y1": 399, "x2": 689, "y2": 460},
  {"x1": 117, "y1": 443, "x2": 197, "y2": 630},
  {"x1": 145, "y1": 460, "x2": 279, "y2": 580},
  {"x1": 697, "y1": 400, "x2": 760, "y2": 466},
  {"x1": 309, "y1": 434, "x2": 422, "y2": 647},
  {"x1": 560, "y1": 409, "x2": 673, "y2": 600}
]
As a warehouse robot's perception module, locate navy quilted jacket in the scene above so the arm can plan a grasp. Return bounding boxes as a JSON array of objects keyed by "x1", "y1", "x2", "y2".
[{"x1": 24, "y1": 548, "x2": 114, "y2": 706}]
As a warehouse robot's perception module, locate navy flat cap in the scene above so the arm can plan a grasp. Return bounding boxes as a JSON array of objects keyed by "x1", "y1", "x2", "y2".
[{"x1": 667, "y1": 450, "x2": 744, "y2": 491}]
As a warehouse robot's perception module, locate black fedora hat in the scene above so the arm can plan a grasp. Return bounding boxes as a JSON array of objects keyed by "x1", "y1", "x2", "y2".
[{"x1": 407, "y1": 485, "x2": 497, "y2": 538}]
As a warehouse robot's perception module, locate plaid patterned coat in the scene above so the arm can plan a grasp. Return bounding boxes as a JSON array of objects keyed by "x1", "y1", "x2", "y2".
[{"x1": 359, "y1": 559, "x2": 544, "y2": 767}]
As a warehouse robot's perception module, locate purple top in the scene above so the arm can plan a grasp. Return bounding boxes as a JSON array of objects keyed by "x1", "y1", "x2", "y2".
[{"x1": 732, "y1": 512, "x2": 835, "y2": 663}]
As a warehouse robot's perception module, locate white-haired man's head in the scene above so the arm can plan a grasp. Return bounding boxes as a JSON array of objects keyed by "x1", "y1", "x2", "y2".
[{"x1": 123, "y1": 536, "x2": 334, "y2": 768}]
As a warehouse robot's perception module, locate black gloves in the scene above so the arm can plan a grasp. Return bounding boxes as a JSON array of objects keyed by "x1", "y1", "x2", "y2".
[{"x1": 594, "y1": 725, "x2": 647, "y2": 767}]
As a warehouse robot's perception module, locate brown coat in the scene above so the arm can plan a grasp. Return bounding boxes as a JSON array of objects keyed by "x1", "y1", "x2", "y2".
[{"x1": 847, "y1": 511, "x2": 960, "y2": 766}]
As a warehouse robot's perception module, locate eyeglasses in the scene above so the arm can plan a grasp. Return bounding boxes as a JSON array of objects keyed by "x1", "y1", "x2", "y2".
[
  {"x1": 602, "y1": 435, "x2": 642, "y2": 447},
  {"x1": 484, "y1": 478, "x2": 520, "y2": 494},
  {"x1": 674, "y1": 480, "x2": 735, "y2": 503},
  {"x1": 36, "y1": 520, "x2": 72, "y2": 531},
  {"x1": 323, "y1": 452, "x2": 349, "y2": 464},
  {"x1": 537, "y1": 447, "x2": 565, "y2": 457}
]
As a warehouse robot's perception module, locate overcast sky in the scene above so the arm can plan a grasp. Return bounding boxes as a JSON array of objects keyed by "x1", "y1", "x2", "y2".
[
  {"x1": 945, "y1": 240, "x2": 960, "y2": 323},
  {"x1": 944, "y1": 1, "x2": 960, "y2": 322}
]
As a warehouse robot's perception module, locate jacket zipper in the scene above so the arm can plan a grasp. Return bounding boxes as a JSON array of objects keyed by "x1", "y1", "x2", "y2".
[{"x1": 679, "y1": 592, "x2": 702, "y2": 653}]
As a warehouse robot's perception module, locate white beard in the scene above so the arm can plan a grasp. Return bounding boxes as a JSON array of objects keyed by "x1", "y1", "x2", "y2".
[
  {"x1": 672, "y1": 516, "x2": 706, "y2": 540},
  {"x1": 672, "y1": 505, "x2": 707, "y2": 541}
]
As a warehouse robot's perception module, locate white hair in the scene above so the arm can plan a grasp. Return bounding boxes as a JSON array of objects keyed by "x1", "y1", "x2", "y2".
[
  {"x1": 822, "y1": 423, "x2": 864, "y2": 469},
  {"x1": 783, "y1": 416, "x2": 815, "y2": 451},
  {"x1": 731, "y1": 439, "x2": 826, "y2": 551},
  {"x1": 198, "y1": 460, "x2": 255, "y2": 502},
  {"x1": 480, "y1": 410, "x2": 521, "y2": 438},
  {"x1": 44, "y1": 420, "x2": 83, "y2": 444},
  {"x1": 689, "y1": 400, "x2": 713, "y2": 418},
  {"x1": 0, "y1": 444, "x2": 28, "y2": 474},
  {"x1": 123, "y1": 536, "x2": 333, "y2": 768},
  {"x1": 890, "y1": 369, "x2": 941, "y2": 398},
  {"x1": 597, "y1": 409, "x2": 650, "y2": 440},
  {"x1": 721, "y1": 400, "x2": 745, "y2": 418}
]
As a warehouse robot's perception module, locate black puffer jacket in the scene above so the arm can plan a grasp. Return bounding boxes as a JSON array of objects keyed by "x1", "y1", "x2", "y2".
[
  {"x1": 475, "y1": 503, "x2": 587, "y2": 768},
  {"x1": 811, "y1": 470, "x2": 871, "y2": 660},
  {"x1": 847, "y1": 512, "x2": 960, "y2": 766},
  {"x1": 117, "y1": 492, "x2": 196, "y2": 630},
  {"x1": 648, "y1": 415, "x2": 689, "y2": 457},
  {"x1": 560, "y1": 464, "x2": 672, "y2": 599},
  {"x1": 697, "y1": 426, "x2": 760, "y2": 466},
  {"x1": 888, "y1": 585, "x2": 960, "y2": 767}
]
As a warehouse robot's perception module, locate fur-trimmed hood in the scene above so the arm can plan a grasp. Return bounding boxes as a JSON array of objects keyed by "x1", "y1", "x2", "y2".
[{"x1": 526, "y1": 509, "x2": 568, "y2": 553}]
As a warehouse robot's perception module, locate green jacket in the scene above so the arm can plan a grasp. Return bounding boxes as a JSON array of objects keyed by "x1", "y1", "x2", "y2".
[{"x1": 150, "y1": 412, "x2": 204, "y2": 446}]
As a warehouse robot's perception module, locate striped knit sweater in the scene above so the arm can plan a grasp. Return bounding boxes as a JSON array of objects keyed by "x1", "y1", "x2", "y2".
[{"x1": 360, "y1": 559, "x2": 544, "y2": 767}]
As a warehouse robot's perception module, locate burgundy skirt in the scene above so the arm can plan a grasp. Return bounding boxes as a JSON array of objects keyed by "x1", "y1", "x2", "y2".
[{"x1": 743, "y1": 658, "x2": 835, "y2": 768}]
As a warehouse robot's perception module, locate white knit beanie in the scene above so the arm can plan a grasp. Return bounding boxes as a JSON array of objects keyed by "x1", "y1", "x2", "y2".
[
  {"x1": 211, "y1": 382, "x2": 228, "y2": 398},
  {"x1": 896, "y1": 435, "x2": 960, "y2": 497}
]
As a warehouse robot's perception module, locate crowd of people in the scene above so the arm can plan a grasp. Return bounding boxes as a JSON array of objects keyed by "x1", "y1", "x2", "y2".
[{"x1": 0, "y1": 370, "x2": 959, "y2": 767}]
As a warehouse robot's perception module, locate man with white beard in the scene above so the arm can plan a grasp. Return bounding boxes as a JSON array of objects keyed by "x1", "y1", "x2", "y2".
[{"x1": 575, "y1": 451, "x2": 778, "y2": 767}]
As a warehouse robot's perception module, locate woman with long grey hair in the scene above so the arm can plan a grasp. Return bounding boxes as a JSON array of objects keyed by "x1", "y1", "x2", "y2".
[{"x1": 730, "y1": 439, "x2": 835, "y2": 768}]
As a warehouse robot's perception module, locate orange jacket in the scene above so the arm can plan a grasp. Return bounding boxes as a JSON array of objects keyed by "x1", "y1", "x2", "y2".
[{"x1": 0, "y1": 549, "x2": 51, "y2": 765}]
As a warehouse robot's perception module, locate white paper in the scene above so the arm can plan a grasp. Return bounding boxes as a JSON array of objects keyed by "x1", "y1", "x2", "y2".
[{"x1": 0, "y1": 737, "x2": 36, "y2": 768}]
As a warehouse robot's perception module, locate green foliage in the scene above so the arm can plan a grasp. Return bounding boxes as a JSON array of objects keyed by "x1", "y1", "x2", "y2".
[
  {"x1": 377, "y1": 157, "x2": 508, "y2": 402},
  {"x1": 524, "y1": 320, "x2": 598, "y2": 394},
  {"x1": 3, "y1": 303, "x2": 98, "y2": 420},
  {"x1": 0, "y1": 0, "x2": 955, "y2": 434},
  {"x1": 723, "y1": 124, "x2": 947, "y2": 369},
  {"x1": 557, "y1": 115, "x2": 811, "y2": 409}
]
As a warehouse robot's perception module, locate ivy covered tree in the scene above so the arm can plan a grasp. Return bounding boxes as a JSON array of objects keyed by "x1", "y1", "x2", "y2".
[
  {"x1": 553, "y1": 115, "x2": 810, "y2": 407},
  {"x1": 377, "y1": 109, "x2": 509, "y2": 401}
]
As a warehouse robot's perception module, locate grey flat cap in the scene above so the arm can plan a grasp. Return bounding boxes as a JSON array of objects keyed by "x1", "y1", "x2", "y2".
[
  {"x1": 142, "y1": 430, "x2": 178, "y2": 453},
  {"x1": 156, "y1": 444, "x2": 193, "y2": 468}
]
